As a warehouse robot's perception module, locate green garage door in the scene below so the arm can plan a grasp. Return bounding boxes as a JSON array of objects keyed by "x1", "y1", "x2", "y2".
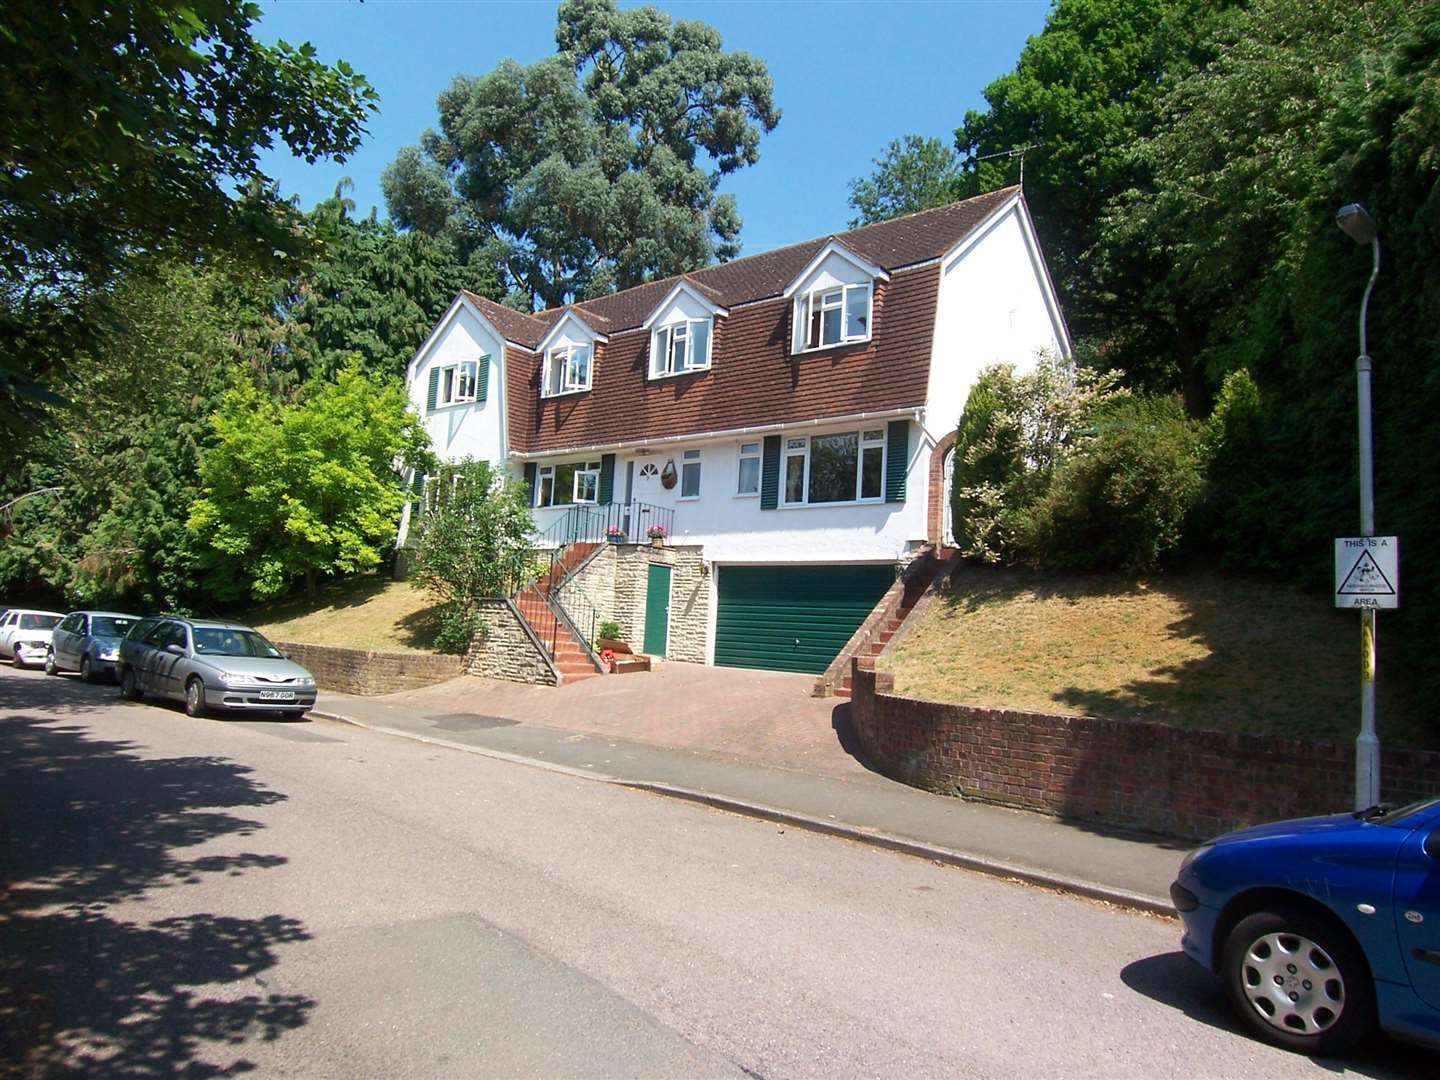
[{"x1": 714, "y1": 564, "x2": 894, "y2": 674}]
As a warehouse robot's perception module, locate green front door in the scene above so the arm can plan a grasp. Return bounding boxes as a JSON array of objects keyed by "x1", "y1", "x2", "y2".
[
  {"x1": 714, "y1": 564, "x2": 894, "y2": 674},
  {"x1": 643, "y1": 563, "x2": 672, "y2": 656}
]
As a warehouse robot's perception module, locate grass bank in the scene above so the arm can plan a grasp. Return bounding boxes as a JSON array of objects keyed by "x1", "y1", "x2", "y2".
[
  {"x1": 877, "y1": 566, "x2": 1432, "y2": 750},
  {"x1": 240, "y1": 576, "x2": 445, "y2": 654}
]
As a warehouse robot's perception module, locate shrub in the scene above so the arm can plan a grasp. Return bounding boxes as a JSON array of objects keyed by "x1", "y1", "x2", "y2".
[
  {"x1": 598, "y1": 620, "x2": 622, "y2": 641},
  {"x1": 412, "y1": 459, "x2": 535, "y2": 603},
  {"x1": 1011, "y1": 394, "x2": 1205, "y2": 570},
  {"x1": 433, "y1": 603, "x2": 485, "y2": 655}
]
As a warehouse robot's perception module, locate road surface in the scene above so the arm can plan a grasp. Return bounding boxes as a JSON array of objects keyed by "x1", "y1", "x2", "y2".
[{"x1": 0, "y1": 665, "x2": 1429, "y2": 1077}]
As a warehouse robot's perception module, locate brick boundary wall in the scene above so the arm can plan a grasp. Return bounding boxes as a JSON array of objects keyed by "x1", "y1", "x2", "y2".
[
  {"x1": 276, "y1": 641, "x2": 461, "y2": 697},
  {"x1": 848, "y1": 663, "x2": 1440, "y2": 840}
]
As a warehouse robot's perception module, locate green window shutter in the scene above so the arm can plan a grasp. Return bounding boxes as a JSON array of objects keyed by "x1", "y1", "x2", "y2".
[
  {"x1": 885, "y1": 420, "x2": 909, "y2": 503},
  {"x1": 476, "y1": 355, "x2": 489, "y2": 402},
  {"x1": 598, "y1": 454, "x2": 616, "y2": 504},
  {"x1": 522, "y1": 462, "x2": 538, "y2": 507},
  {"x1": 413, "y1": 472, "x2": 427, "y2": 519},
  {"x1": 426, "y1": 368, "x2": 440, "y2": 413},
  {"x1": 760, "y1": 435, "x2": 781, "y2": 510}
]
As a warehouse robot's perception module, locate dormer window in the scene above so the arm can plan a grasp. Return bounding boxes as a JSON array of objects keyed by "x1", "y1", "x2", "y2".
[
  {"x1": 800, "y1": 282, "x2": 871, "y2": 351},
  {"x1": 543, "y1": 343, "x2": 591, "y2": 397},
  {"x1": 651, "y1": 318, "x2": 711, "y2": 377}
]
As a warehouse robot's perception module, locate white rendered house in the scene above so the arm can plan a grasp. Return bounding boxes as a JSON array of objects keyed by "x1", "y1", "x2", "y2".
[{"x1": 400, "y1": 186, "x2": 1069, "y2": 677}]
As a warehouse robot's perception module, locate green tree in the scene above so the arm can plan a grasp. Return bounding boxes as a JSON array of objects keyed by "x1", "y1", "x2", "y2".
[
  {"x1": 189, "y1": 361, "x2": 431, "y2": 601},
  {"x1": 411, "y1": 460, "x2": 535, "y2": 653},
  {"x1": 382, "y1": 0, "x2": 780, "y2": 308},
  {"x1": 0, "y1": 0, "x2": 376, "y2": 434},
  {"x1": 847, "y1": 135, "x2": 965, "y2": 227}
]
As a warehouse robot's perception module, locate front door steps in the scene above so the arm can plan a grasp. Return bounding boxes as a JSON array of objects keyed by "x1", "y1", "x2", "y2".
[
  {"x1": 516, "y1": 541, "x2": 604, "y2": 684},
  {"x1": 813, "y1": 546, "x2": 957, "y2": 699}
]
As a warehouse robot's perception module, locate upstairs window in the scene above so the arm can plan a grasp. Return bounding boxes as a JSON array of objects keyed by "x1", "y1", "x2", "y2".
[
  {"x1": 651, "y1": 319, "x2": 712, "y2": 377},
  {"x1": 428, "y1": 360, "x2": 478, "y2": 409},
  {"x1": 536, "y1": 460, "x2": 602, "y2": 507},
  {"x1": 780, "y1": 428, "x2": 885, "y2": 506},
  {"x1": 543, "y1": 344, "x2": 592, "y2": 397},
  {"x1": 799, "y1": 282, "x2": 872, "y2": 351}
]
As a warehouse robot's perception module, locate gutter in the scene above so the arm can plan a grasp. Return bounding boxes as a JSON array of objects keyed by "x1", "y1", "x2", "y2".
[{"x1": 508, "y1": 406, "x2": 925, "y2": 461}]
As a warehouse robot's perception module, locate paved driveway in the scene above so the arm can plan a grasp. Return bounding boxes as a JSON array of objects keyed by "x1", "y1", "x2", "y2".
[{"x1": 319, "y1": 662, "x2": 868, "y2": 781}]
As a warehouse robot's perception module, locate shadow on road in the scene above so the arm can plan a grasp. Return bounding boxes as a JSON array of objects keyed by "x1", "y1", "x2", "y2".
[
  {"x1": 1121, "y1": 952, "x2": 1433, "y2": 1077},
  {"x1": 0, "y1": 694, "x2": 314, "y2": 1076}
]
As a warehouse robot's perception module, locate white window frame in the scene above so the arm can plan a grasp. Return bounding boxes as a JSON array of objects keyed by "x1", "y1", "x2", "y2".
[
  {"x1": 650, "y1": 318, "x2": 712, "y2": 378},
  {"x1": 779, "y1": 427, "x2": 887, "y2": 507},
  {"x1": 796, "y1": 281, "x2": 873, "y2": 353},
  {"x1": 735, "y1": 441, "x2": 761, "y2": 497},
  {"x1": 542, "y1": 344, "x2": 592, "y2": 397},
  {"x1": 535, "y1": 460, "x2": 603, "y2": 507},
  {"x1": 679, "y1": 449, "x2": 702, "y2": 501},
  {"x1": 435, "y1": 360, "x2": 479, "y2": 406}
]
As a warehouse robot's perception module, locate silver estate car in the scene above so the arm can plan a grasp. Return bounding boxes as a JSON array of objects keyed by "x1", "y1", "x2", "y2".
[
  {"x1": 117, "y1": 616, "x2": 317, "y2": 719},
  {"x1": 46, "y1": 610, "x2": 142, "y2": 682}
]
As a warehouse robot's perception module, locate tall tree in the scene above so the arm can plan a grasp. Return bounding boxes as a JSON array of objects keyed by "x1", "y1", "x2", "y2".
[
  {"x1": 0, "y1": 0, "x2": 376, "y2": 435},
  {"x1": 383, "y1": 0, "x2": 780, "y2": 309},
  {"x1": 847, "y1": 135, "x2": 965, "y2": 227}
]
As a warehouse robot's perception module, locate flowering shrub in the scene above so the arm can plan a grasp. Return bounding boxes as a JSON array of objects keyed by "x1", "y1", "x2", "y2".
[
  {"x1": 646, "y1": 523, "x2": 667, "y2": 540},
  {"x1": 606, "y1": 524, "x2": 624, "y2": 540}
]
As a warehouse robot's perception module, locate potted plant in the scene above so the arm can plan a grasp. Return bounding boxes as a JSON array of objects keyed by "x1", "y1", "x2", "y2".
[
  {"x1": 646, "y1": 524, "x2": 667, "y2": 547},
  {"x1": 606, "y1": 524, "x2": 625, "y2": 544}
]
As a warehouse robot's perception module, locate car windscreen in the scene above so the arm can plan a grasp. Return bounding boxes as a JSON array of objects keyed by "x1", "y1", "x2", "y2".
[
  {"x1": 18, "y1": 614, "x2": 61, "y2": 630},
  {"x1": 91, "y1": 616, "x2": 137, "y2": 637},
  {"x1": 192, "y1": 628, "x2": 283, "y2": 659}
]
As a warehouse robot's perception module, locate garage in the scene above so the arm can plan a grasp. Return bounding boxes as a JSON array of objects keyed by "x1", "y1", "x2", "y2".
[{"x1": 713, "y1": 564, "x2": 895, "y2": 674}]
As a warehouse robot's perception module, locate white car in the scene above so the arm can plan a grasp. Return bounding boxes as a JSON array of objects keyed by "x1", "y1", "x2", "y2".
[{"x1": 0, "y1": 608, "x2": 65, "y2": 668}]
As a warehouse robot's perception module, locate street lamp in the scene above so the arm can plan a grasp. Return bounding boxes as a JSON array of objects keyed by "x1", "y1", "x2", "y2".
[{"x1": 1336, "y1": 202, "x2": 1381, "y2": 810}]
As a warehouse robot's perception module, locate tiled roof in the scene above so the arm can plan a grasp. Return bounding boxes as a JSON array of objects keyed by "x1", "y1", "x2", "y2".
[{"x1": 462, "y1": 186, "x2": 1019, "y2": 346}]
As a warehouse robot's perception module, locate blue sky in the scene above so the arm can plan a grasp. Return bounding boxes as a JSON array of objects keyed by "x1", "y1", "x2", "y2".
[{"x1": 254, "y1": 0, "x2": 1050, "y2": 257}]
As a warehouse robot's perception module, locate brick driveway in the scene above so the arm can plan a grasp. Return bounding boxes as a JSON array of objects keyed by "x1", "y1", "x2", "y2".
[{"x1": 337, "y1": 661, "x2": 868, "y2": 781}]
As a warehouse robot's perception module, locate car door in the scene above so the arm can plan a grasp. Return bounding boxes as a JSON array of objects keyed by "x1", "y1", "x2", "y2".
[
  {"x1": 0, "y1": 611, "x2": 15, "y2": 657},
  {"x1": 54, "y1": 614, "x2": 81, "y2": 666},
  {"x1": 1393, "y1": 823, "x2": 1440, "y2": 1010},
  {"x1": 137, "y1": 621, "x2": 176, "y2": 695}
]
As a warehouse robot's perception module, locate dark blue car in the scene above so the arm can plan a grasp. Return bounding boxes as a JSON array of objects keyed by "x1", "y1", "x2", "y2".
[{"x1": 1172, "y1": 797, "x2": 1440, "y2": 1055}]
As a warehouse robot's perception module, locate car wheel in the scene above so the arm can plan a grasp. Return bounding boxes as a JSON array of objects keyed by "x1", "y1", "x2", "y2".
[
  {"x1": 44, "y1": 649, "x2": 58, "y2": 676},
  {"x1": 80, "y1": 655, "x2": 94, "y2": 683},
  {"x1": 1224, "y1": 907, "x2": 1375, "y2": 1055},
  {"x1": 119, "y1": 667, "x2": 143, "y2": 701},
  {"x1": 184, "y1": 677, "x2": 207, "y2": 718},
  {"x1": 284, "y1": 709, "x2": 308, "y2": 720}
]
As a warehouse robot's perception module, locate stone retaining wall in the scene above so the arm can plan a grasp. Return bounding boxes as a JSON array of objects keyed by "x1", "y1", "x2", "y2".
[
  {"x1": 464, "y1": 599, "x2": 557, "y2": 686},
  {"x1": 276, "y1": 641, "x2": 460, "y2": 696},
  {"x1": 849, "y1": 663, "x2": 1440, "y2": 840}
]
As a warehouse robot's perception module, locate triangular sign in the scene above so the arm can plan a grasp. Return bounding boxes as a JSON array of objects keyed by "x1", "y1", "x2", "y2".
[{"x1": 1337, "y1": 550, "x2": 1396, "y2": 595}]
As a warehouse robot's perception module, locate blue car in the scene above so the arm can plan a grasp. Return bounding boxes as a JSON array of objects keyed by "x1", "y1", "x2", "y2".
[{"x1": 1172, "y1": 797, "x2": 1440, "y2": 1056}]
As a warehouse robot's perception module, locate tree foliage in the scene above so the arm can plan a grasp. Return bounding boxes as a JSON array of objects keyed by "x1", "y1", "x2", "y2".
[
  {"x1": 188, "y1": 360, "x2": 431, "y2": 601},
  {"x1": 0, "y1": 0, "x2": 376, "y2": 434},
  {"x1": 847, "y1": 135, "x2": 965, "y2": 227},
  {"x1": 382, "y1": 0, "x2": 780, "y2": 308}
]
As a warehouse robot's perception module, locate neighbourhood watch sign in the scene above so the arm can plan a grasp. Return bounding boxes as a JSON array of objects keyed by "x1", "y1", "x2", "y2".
[{"x1": 1334, "y1": 537, "x2": 1399, "y2": 610}]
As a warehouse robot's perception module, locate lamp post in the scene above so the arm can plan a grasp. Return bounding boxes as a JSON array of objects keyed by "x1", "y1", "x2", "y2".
[{"x1": 1336, "y1": 202, "x2": 1381, "y2": 810}]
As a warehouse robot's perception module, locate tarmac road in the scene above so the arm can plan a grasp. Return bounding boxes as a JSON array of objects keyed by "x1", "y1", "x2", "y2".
[{"x1": 0, "y1": 664, "x2": 1430, "y2": 1078}]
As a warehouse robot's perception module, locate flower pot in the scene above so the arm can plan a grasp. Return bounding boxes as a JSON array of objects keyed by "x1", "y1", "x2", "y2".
[
  {"x1": 650, "y1": 537, "x2": 664, "y2": 548},
  {"x1": 607, "y1": 535, "x2": 623, "y2": 544}
]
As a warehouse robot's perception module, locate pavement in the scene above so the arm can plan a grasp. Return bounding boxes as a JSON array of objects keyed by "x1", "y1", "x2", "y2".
[{"x1": 312, "y1": 662, "x2": 1187, "y2": 914}]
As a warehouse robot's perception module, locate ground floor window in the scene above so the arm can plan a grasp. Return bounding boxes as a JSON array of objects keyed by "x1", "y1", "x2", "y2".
[
  {"x1": 781, "y1": 428, "x2": 884, "y2": 505},
  {"x1": 537, "y1": 460, "x2": 602, "y2": 507}
]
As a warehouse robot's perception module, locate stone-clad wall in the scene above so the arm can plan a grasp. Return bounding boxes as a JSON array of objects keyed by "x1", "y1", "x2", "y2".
[
  {"x1": 611, "y1": 544, "x2": 708, "y2": 662},
  {"x1": 465, "y1": 599, "x2": 557, "y2": 685},
  {"x1": 558, "y1": 543, "x2": 619, "y2": 643},
  {"x1": 276, "y1": 641, "x2": 460, "y2": 696},
  {"x1": 848, "y1": 664, "x2": 1440, "y2": 840}
]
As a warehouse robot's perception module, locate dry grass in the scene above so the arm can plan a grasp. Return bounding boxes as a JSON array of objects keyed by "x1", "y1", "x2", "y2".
[
  {"x1": 878, "y1": 566, "x2": 1433, "y2": 749},
  {"x1": 240, "y1": 577, "x2": 446, "y2": 654}
]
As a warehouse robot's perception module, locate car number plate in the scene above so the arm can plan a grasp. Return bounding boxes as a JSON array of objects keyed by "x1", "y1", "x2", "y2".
[{"x1": 258, "y1": 690, "x2": 296, "y2": 701}]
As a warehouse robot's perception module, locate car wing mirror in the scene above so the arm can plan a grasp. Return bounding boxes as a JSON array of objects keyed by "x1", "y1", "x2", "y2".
[{"x1": 164, "y1": 643, "x2": 185, "y2": 656}]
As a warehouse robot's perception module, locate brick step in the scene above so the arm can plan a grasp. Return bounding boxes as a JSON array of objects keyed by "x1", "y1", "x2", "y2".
[
  {"x1": 564, "y1": 672, "x2": 600, "y2": 683},
  {"x1": 832, "y1": 687, "x2": 852, "y2": 699},
  {"x1": 557, "y1": 664, "x2": 599, "y2": 676}
]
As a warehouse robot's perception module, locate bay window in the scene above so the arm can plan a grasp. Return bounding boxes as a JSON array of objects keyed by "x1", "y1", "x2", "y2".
[
  {"x1": 651, "y1": 318, "x2": 712, "y2": 377},
  {"x1": 543, "y1": 343, "x2": 592, "y2": 396},
  {"x1": 779, "y1": 428, "x2": 885, "y2": 506},
  {"x1": 799, "y1": 282, "x2": 872, "y2": 351},
  {"x1": 536, "y1": 460, "x2": 602, "y2": 507}
]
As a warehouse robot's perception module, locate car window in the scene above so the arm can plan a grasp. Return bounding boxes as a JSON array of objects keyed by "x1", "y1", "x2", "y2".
[
  {"x1": 18, "y1": 614, "x2": 61, "y2": 630},
  {"x1": 0, "y1": 612, "x2": 14, "y2": 627},
  {"x1": 91, "y1": 616, "x2": 136, "y2": 638},
  {"x1": 165, "y1": 624, "x2": 189, "y2": 650},
  {"x1": 1373, "y1": 797, "x2": 1440, "y2": 826},
  {"x1": 142, "y1": 622, "x2": 173, "y2": 647},
  {"x1": 192, "y1": 628, "x2": 283, "y2": 658},
  {"x1": 127, "y1": 618, "x2": 156, "y2": 642}
]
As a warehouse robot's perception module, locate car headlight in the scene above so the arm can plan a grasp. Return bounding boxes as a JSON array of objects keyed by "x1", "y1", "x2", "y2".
[
  {"x1": 1179, "y1": 844, "x2": 1214, "y2": 873},
  {"x1": 298, "y1": 677, "x2": 315, "y2": 688},
  {"x1": 99, "y1": 648, "x2": 119, "y2": 661}
]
